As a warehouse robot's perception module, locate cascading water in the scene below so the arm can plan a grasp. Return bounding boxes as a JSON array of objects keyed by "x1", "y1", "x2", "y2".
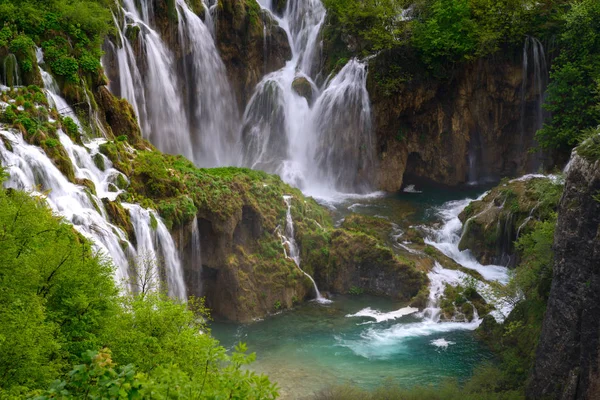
[
  {"x1": 521, "y1": 36, "x2": 549, "y2": 135},
  {"x1": 279, "y1": 195, "x2": 330, "y2": 303},
  {"x1": 0, "y1": 55, "x2": 187, "y2": 299},
  {"x1": 36, "y1": 48, "x2": 83, "y2": 130},
  {"x1": 241, "y1": 0, "x2": 376, "y2": 196},
  {"x1": 0, "y1": 129, "x2": 132, "y2": 286},
  {"x1": 105, "y1": 0, "x2": 239, "y2": 166},
  {"x1": 424, "y1": 196, "x2": 511, "y2": 283},
  {"x1": 123, "y1": 204, "x2": 187, "y2": 300}
]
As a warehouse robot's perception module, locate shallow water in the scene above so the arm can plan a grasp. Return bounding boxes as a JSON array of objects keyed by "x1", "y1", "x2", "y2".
[
  {"x1": 211, "y1": 184, "x2": 499, "y2": 399},
  {"x1": 211, "y1": 295, "x2": 493, "y2": 399}
]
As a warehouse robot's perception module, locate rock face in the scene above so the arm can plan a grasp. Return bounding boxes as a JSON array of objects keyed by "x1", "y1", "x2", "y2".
[
  {"x1": 458, "y1": 176, "x2": 562, "y2": 266},
  {"x1": 368, "y1": 50, "x2": 546, "y2": 191},
  {"x1": 528, "y1": 154, "x2": 600, "y2": 399},
  {"x1": 216, "y1": 0, "x2": 291, "y2": 109},
  {"x1": 173, "y1": 203, "x2": 312, "y2": 322}
]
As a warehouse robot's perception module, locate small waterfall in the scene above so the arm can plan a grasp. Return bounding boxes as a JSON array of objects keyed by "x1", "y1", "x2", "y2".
[
  {"x1": 280, "y1": 195, "x2": 330, "y2": 303},
  {"x1": 0, "y1": 129, "x2": 132, "y2": 285},
  {"x1": 2, "y1": 54, "x2": 21, "y2": 87},
  {"x1": 424, "y1": 196, "x2": 510, "y2": 284},
  {"x1": 189, "y1": 216, "x2": 203, "y2": 295},
  {"x1": 36, "y1": 48, "x2": 83, "y2": 129},
  {"x1": 241, "y1": 0, "x2": 376, "y2": 196},
  {"x1": 123, "y1": 204, "x2": 187, "y2": 300},
  {"x1": 106, "y1": 0, "x2": 239, "y2": 166},
  {"x1": 520, "y1": 36, "x2": 549, "y2": 170}
]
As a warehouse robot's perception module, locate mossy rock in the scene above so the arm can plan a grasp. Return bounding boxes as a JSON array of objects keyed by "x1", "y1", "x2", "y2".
[
  {"x1": 292, "y1": 76, "x2": 313, "y2": 105},
  {"x1": 457, "y1": 177, "x2": 563, "y2": 265},
  {"x1": 75, "y1": 178, "x2": 96, "y2": 195},
  {"x1": 326, "y1": 229, "x2": 428, "y2": 301},
  {"x1": 102, "y1": 198, "x2": 135, "y2": 245},
  {"x1": 1, "y1": 134, "x2": 13, "y2": 152},
  {"x1": 41, "y1": 141, "x2": 76, "y2": 183},
  {"x1": 93, "y1": 153, "x2": 105, "y2": 171}
]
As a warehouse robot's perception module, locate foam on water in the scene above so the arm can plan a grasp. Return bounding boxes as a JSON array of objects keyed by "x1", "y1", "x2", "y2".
[
  {"x1": 346, "y1": 307, "x2": 418, "y2": 324},
  {"x1": 431, "y1": 338, "x2": 455, "y2": 349}
]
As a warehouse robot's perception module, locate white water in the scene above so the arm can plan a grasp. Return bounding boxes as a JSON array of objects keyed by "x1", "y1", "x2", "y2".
[
  {"x1": 123, "y1": 204, "x2": 186, "y2": 300},
  {"x1": 241, "y1": 1, "x2": 376, "y2": 197},
  {"x1": 424, "y1": 196, "x2": 511, "y2": 283},
  {"x1": 0, "y1": 61, "x2": 187, "y2": 298},
  {"x1": 431, "y1": 338, "x2": 455, "y2": 349},
  {"x1": 346, "y1": 306, "x2": 418, "y2": 324},
  {"x1": 341, "y1": 260, "x2": 513, "y2": 359},
  {"x1": 107, "y1": 0, "x2": 238, "y2": 166},
  {"x1": 0, "y1": 129, "x2": 131, "y2": 285},
  {"x1": 279, "y1": 195, "x2": 330, "y2": 303}
]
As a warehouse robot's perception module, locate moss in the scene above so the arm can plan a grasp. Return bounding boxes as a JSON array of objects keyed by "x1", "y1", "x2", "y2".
[
  {"x1": 75, "y1": 178, "x2": 97, "y2": 196},
  {"x1": 102, "y1": 199, "x2": 135, "y2": 243},
  {"x1": 41, "y1": 140, "x2": 76, "y2": 183},
  {"x1": 115, "y1": 173, "x2": 129, "y2": 190},
  {"x1": 1, "y1": 135, "x2": 13, "y2": 152},
  {"x1": 93, "y1": 153, "x2": 105, "y2": 171},
  {"x1": 340, "y1": 214, "x2": 393, "y2": 243}
]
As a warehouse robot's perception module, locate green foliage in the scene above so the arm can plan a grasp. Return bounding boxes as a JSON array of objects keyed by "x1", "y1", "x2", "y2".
[
  {"x1": 50, "y1": 56, "x2": 79, "y2": 82},
  {"x1": 537, "y1": 0, "x2": 600, "y2": 151},
  {"x1": 0, "y1": 185, "x2": 278, "y2": 398},
  {"x1": 412, "y1": 0, "x2": 477, "y2": 64},
  {"x1": 348, "y1": 286, "x2": 364, "y2": 295},
  {"x1": 478, "y1": 215, "x2": 557, "y2": 392},
  {"x1": 0, "y1": 0, "x2": 114, "y2": 86},
  {"x1": 576, "y1": 126, "x2": 600, "y2": 161},
  {"x1": 61, "y1": 117, "x2": 79, "y2": 139},
  {"x1": 0, "y1": 187, "x2": 118, "y2": 393}
]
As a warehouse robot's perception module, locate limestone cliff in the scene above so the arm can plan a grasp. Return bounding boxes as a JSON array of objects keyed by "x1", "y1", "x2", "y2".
[
  {"x1": 527, "y1": 152, "x2": 600, "y2": 399},
  {"x1": 368, "y1": 49, "x2": 547, "y2": 191}
]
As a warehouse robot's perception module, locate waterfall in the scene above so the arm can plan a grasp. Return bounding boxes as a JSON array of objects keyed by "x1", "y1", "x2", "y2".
[
  {"x1": 123, "y1": 204, "x2": 187, "y2": 300},
  {"x1": 105, "y1": 0, "x2": 239, "y2": 166},
  {"x1": 423, "y1": 196, "x2": 510, "y2": 283},
  {"x1": 241, "y1": 0, "x2": 376, "y2": 196},
  {"x1": 0, "y1": 57, "x2": 187, "y2": 299},
  {"x1": 520, "y1": 36, "x2": 549, "y2": 170},
  {"x1": 2, "y1": 54, "x2": 21, "y2": 87},
  {"x1": 36, "y1": 48, "x2": 83, "y2": 130},
  {"x1": 189, "y1": 216, "x2": 203, "y2": 295},
  {"x1": 280, "y1": 195, "x2": 330, "y2": 303}
]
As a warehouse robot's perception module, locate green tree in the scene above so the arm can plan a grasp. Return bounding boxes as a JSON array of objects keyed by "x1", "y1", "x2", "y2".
[{"x1": 537, "y1": 0, "x2": 600, "y2": 151}]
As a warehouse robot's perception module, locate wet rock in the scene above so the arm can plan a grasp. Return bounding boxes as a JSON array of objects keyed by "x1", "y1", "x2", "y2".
[
  {"x1": 216, "y1": 0, "x2": 292, "y2": 109},
  {"x1": 457, "y1": 176, "x2": 562, "y2": 265},
  {"x1": 292, "y1": 76, "x2": 313, "y2": 105}
]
